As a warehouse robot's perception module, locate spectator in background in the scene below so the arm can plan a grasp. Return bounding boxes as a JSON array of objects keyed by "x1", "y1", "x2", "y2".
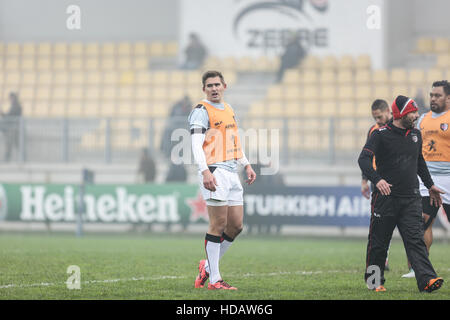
[
  {"x1": 137, "y1": 147, "x2": 156, "y2": 183},
  {"x1": 414, "y1": 88, "x2": 429, "y2": 115},
  {"x1": 0, "y1": 92, "x2": 22, "y2": 162},
  {"x1": 181, "y1": 33, "x2": 207, "y2": 70},
  {"x1": 165, "y1": 162, "x2": 187, "y2": 182},
  {"x1": 160, "y1": 95, "x2": 192, "y2": 158},
  {"x1": 276, "y1": 33, "x2": 306, "y2": 83}
]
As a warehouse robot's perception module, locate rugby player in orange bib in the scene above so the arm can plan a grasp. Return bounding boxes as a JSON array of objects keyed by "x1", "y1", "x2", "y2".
[
  {"x1": 188, "y1": 71, "x2": 256, "y2": 290},
  {"x1": 402, "y1": 80, "x2": 450, "y2": 278}
]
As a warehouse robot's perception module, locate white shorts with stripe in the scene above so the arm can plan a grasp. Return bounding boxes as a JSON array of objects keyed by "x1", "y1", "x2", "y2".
[
  {"x1": 419, "y1": 174, "x2": 450, "y2": 205},
  {"x1": 198, "y1": 167, "x2": 243, "y2": 206}
]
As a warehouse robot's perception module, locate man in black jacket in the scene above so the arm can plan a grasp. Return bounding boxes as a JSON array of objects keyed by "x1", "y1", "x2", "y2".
[{"x1": 358, "y1": 95, "x2": 444, "y2": 293}]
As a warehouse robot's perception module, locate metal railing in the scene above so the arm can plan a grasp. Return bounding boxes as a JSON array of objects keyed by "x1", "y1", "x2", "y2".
[{"x1": 0, "y1": 116, "x2": 371, "y2": 165}]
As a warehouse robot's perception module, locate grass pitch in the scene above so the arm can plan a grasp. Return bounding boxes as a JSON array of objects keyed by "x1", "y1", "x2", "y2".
[{"x1": 0, "y1": 232, "x2": 449, "y2": 300}]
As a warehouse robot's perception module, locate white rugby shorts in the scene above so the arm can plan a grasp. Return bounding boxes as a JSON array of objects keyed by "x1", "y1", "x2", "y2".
[
  {"x1": 419, "y1": 174, "x2": 450, "y2": 205},
  {"x1": 198, "y1": 167, "x2": 244, "y2": 206}
]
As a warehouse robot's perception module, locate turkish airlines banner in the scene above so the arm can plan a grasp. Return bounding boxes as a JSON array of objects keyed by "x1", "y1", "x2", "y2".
[{"x1": 179, "y1": 0, "x2": 385, "y2": 68}]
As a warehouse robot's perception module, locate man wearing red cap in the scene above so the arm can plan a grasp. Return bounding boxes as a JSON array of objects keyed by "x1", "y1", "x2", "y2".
[
  {"x1": 402, "y1": 80, "x2": 450, "y2": 278},
  {"x1": 358, "y1": 95, "x2": 444, "y2": 293}
]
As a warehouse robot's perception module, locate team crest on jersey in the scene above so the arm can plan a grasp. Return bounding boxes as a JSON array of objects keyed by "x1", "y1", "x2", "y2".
[
  {"x1": 440, "y1": 123, "x2": 448, "y2": 131},
  {"x1": 411, "y1": 134, "x2": 418, "y2": 143}
]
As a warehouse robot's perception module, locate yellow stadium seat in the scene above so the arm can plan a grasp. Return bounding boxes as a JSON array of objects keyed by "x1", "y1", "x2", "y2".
[
  {"x1": 433, "y1": 38, "x2": 450, "y2": 53},
  {"x1": 68, "y1": 42, "x2": 84, "y2": 56},
  {"x1": 321, "y1": 55, "x2": 338, "y2": 70},
  {"x1": 303, "y1": 85, "x2": 319, "y2": 100},
  {"x1": 68, "y1": 86, "x2": 84, "y2": 101},
  {"x1": 253, "y1": 56, "x2": 273, "y2": 72},
  {"x1": 337, "y1": 100, "x2": 355, "y2": 117},
  {"x1": 37, "y1": 43, "x2": 51, "y2": 56},
  {"x1": 152, "y1": 86, "x2": 168, "y2": 100},
  {"x1": 337, "y1": 85, "x2": 354, "y2": 100},
  {"x1": 320, "y1": 100, "x2": 337, "y2": 117},
  {"x1": 266, "y1": 85, "x2": 283, "y2": 101},
  {"x1": 21, "y1": 72, "x2": 36, "y2": 86},
  {"x1": 68, "y1": 57, "x2": 83, "y2": 70},
  {"x1": 391, "y1": 85, "x2": 409, "y2": 99},
  {"x1": 21, "y1": 57, "x2": 35, "y2": 71},
  {"x1": 70, "y1": 72, "x2": 85, "y2": 85},
  {"x1": 102, "y1": 71, "x2": 119, "y2": 85},
  {"x1": 416, "y1": 37, "x2": 433, "y2": 54},
  {"x1": 355, "y1": 69, "x2": 371, "y2": 84},
  {"x1": 169, "y1": 71, "x2": 185, "y2": 85},
  {"x1": 237, "y1": 56, "x2": 254, "y2": 72},
  {"x1": 135, "y1": 102, "x2": 152, "y2": 117},
  {"x1": 373, "y1": 85, "x2": 390, "y2": 101},
  {"x1": 355, "y1": 85, "x2": 372, "y2": 101},
  {"x1": 285, "y1": 85, "x2": 301, "y2": 101},
  {"x1": 33, "y1": 101, "x2": 50, "y2": 117},
  {"x1": 85, "y1": 57, "x2": 99, "y2": 70},
  {"x1": 426, "y1": 69, "x2": 444, "y2": 84},
  {"x1": 86, "y1": 71, "x2": 102, "y2": 85},
  {"x1": 6, "y1": 43, "x2": 20, "y2": 56},
  {"x1": 221, "y1": 56, "x2": 237, "y2": 71},
  {"x1": 436, "y1": 54, "x2": 450, "y2": 68},
  {"x1": 355, "y1": 54, "x2": 372, "y2": 69},
  {"x1": 186, "y1": 71, "x2": 201, "y2": 85},
  {"x1": 302, "y1": 101, "x2": 320, "y2": 116},
  {"x1": 133, "y1": 42, "x2": 148, "y2": 56},
  {"x1": 134, "y1": 57, "x2": 148, "y2": 70},
  {"x1": 285, "y1": 101, "x2": 301, "y2": 117},
  {"x1": 67, "y1": 102, "x2": 84, "y2": 117},
  {"x1": 117, "y1": 57, "x2": 132, "y2": 70},
  {"x1": 337, "y1": 70, "x2": 354, "y2": 84},
  {"x1": 283, "y1": 69, "x2": 300, "y2": 84},
  {"x1": 50, "y1": 103, "x2": 67, "y2": 118},
  {"x1": 38, "y1": 72, "x2": 53, "y2": 85},
  {"x1": 118, "y1": 86, "x2": 134, "y2": 100},
  {"x1": 52, "y1": 86, "x2": 67, "y2": 101},
  {"x1": 152, "y1": 71, "x2": 169, "y2": 84},
  {"x1": 321, "y1": 85, "x2": 337, "y2": 101},
  {"x1": 85, "y1": 43, "x2": 99, "y2": 56},
  {"x1": 372, "y1": 69, "x2": 389, "y2": 84},
  {"x1": 135, "y1": 86, "x2": 151, "y2": 101},
  {"x1": 301, "y1": 70, "x2": 319, "y2": 85},
  {"x1": 5, "y1": 72, "x2": 20, "y2": 86},
  {"x1": 5, "y1": 57, "x2": 20, "y2": 70},
  {"x1": 22, "y1": 43, "x2": 36, "y2": 56},
  {"x1": 117, "y1": 42, "x2": 131, "y2": 56},
  {"x1": 135, "y1": 71, "x2": 151, "y2": 85},
  {"x1": 338, "y1": 55, "x2": 354, "y2": 70},
  {"x1": 300, "y1": 55, "x2": 320, "y2": 70},
  {"x1": 85, "y1": 86, "x2": 100, "y2": 101},
  {"x1": 100, "y1": 43, "x2": 116, "y2": 57},
  {"x1": 149, "y1": 42, "x2": 164, "y2": 56},
  {"x1": 99, "y1": 102, "x2": 117, "y2": 117},
  {"x1": 53, "y1": 57, "x2": 67, "y2": 71},
  {"x1": 408, "y1": 69, "x2": 425, "y2": 86},
  {"x1": 100, "y1": 57, "x2": 115, "y2": 70},
  {"x1": 101, "y1": 85, "x2": 117, "y2": 101},
  {"x1": 116, "y1": 102, "x2": 134, "y2": 117},
  {"x1": 267, "y1": 102, "x2": 283, "y2": 117},
  {"x1": 355, "y1": 99, "x2": 374, "y2": 117},
  {"x1": 390, "y1": 68, "x2": 408, "y2": 84},
  {"x1": 165, "y1": 41, "x2": 178, "y2": 57},
  {"x1": 319, "y1": 70, "x2": 336, "y2": 84},
  {"x1": 54, "y1": 72, "x2": 69, "y2": 85},
  {"x1": 53, "y1": 43, "x2": 68, "y2": 56},
  {"x1": 84, "y1": 102, "x2": 100, "y2": 117}
]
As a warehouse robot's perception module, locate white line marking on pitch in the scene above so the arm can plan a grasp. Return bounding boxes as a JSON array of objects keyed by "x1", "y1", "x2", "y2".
[{"x1": 0, "y1": 270, "x2": 359, "y2": 290}]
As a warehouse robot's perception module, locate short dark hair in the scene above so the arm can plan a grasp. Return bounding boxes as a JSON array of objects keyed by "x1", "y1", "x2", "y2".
[
  {"x1": 202, "y1": 70, "x2": 225, "y2": 88},
  {"x1": 371, "y1": 99, "x2": 389, "y2": 111},
  {"x1": 432, "y1": 80, "x2": 450, "y2": 95}
]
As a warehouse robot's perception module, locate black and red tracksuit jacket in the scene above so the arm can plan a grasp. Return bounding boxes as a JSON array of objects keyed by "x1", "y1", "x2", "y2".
[{"x1": 358, "y1": 120, "x2": 434, "y2": 197}]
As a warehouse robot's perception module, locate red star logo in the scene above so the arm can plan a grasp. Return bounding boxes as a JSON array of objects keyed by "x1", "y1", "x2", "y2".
[{"x1": 186, "y1": 191, "x2": 209, "y2": 222}]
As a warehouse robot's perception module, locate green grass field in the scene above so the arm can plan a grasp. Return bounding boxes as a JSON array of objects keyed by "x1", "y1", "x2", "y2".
[{"x1": 0, "y1": 232, "x2": 449, "y2": 300}]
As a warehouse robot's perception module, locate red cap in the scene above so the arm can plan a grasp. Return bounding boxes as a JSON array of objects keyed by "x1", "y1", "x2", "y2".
[{"x1": 391, "y1": 95, "x2": 418, "y2": 120}]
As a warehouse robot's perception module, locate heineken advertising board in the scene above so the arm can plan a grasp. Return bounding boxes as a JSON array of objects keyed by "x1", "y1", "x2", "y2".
[{"x1": 0, "y1": 183, "x2": 447, "y2": 229}]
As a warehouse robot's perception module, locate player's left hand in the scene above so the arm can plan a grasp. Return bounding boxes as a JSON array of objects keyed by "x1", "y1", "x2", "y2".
[
  {"x1": 245, "y1": 165, "x2": 256, "y2": 185},
  {"x1": 429, "y1": 185, "x2": 445, "y2": 207}
]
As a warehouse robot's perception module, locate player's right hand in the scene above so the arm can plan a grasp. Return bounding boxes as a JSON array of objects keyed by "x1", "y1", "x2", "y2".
[
  {"x1": 202, "y1": 169, "x2": 218, "y2": 192},
  {"x1": 361, "y1": 180, "x2": 370, "y2": 199},
  {"x1": 376, "y1": 179, "x2": 392, "y2": 196}
]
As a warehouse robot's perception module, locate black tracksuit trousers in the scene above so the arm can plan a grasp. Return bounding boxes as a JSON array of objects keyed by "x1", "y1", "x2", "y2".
[{"x1": 365, "y1": 192, "x2": 437, "y2": 291}]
